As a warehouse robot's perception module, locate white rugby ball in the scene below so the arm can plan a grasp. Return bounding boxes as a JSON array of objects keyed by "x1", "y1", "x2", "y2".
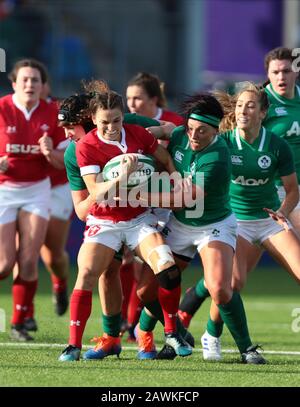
[{"x1": 102, "y1": 153, "x2": 155, "y2": 188}]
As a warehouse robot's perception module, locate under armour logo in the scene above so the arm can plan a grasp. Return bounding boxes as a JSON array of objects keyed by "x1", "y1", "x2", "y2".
[
  {"x1": 70, "y1": 320, "x2": 81, "y2": 326},
  {"x1": 6, "y1": 126, "x2": 16, "y2": 134},
  {"x1": 16, "y1": 304, "x2": 28, "y2": 311}
]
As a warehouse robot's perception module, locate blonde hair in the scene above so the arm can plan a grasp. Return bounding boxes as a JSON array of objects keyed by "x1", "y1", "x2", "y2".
[{"x1": 213, "y1": 81, "x2": 269, "y2": 132}]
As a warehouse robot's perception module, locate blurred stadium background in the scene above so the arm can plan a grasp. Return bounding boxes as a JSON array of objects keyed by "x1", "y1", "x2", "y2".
[{"x1": 0, "y1": 0, "x2": 299, "y2": 264}]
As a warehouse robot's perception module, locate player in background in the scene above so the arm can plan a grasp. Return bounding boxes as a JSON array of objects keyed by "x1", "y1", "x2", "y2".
[
  {"x1": 179, "y1": 83, "x2": 300, "y2": 363},
  {"x1": 122, "y1": 72, "x2": 185, "y2": 341},
  {"x1": 23, "y1": 79, "x2": 71, "y2": 333},
  {"x1": 0, "y1": 59, "x2": 65, "y2": 341},
  {"x1": 263, "y1": 47, "x2": 300, "y2": 232},
  {"x1": 39, "y1": 80, "x2": 72, "y2": 318},
  {"x1": 58, "y1": 81, "x2": 192, "y2": 361}
]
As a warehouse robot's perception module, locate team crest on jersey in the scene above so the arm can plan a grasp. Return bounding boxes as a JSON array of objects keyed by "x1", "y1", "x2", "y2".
[
  {"x1": 175, "y1": 150, "x2": 184, "y2": 163},
  {"x1": 137, "y1": 149, "x2": 144, "y2": 154},
  {"x1": 212, "y1": 228, "x2": 220, "y2": 237},
  {"x1": 231, "y1": 155, "x2": 243, "y2": 165},
  {"x1": 257, "y1": 155, "x2": 271, "y2": 169},
  {"x1": 275, "y1": 107, "x2": 287, "y2": 116},
  {"x1": 6, "y1": 126, "x2": 16, "y2": 134},
  {"x1": 40, "y1": 124, "x2": 50, "y2": 132}
]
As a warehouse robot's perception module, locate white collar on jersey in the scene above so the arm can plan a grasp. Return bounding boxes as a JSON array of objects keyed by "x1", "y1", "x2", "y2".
[
  {"x1": 96, "y1": 127, "x2": 127, "y2": 153},
  {"x1": 153, "y1": 107, "x2": 163, "y2": 121},
  {"x1": 266, "y1": 83, "x2": 300, "y2": 104},
  {"x1": 235, "y1": 127, "x2": 266, "y2": 151},
  {"x1": 12, "y1": 93, "x2": 40, "y2": 121}
]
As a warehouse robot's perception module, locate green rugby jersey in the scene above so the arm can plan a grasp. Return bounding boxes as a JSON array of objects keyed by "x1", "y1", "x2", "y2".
[
  {"x1": 123, "y1": 113, "x2": 159, "y2": 127},
  {"x1": 64, "y1": 141, "x2": 85, "y2": 191},
  {"x1": 264, "y1": 83, "x2": 300, "y2": 185},
  {"x1": 221, "y1": 127, "x2": 294, "y2": 220},
  {"x1": 63, "y1": 114, "x2": 160, "y2": 191},
  {"x1": 168, "y1": 126, "x2": 232, "y2": 226}
]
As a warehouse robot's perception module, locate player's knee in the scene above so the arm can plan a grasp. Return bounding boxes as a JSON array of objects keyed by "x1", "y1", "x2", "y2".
[
  {"x1": 147, "y1": 244, "x2": 175, "y2": 272},
  {"x1": 209, "y1": 284, "x2": 232, "y2": 305},
  {"x1": 157, "y1": 264, "x2": 181, "y2": 290},
  {"x1": 78, "y1": 267, "x2": 98, "y2": 290},
  {"x1": 232, "y1": 276, "x2": 245, "y2": 292}
]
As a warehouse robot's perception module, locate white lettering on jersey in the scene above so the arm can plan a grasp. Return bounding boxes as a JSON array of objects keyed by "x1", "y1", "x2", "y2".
[
  {"x1": 6, "y1": 144, "x2": 41, "y2": 154},
  {"x1": 175, "y1": 150, "x2": 184, "y2": 162},
  {"x1": 286, "y1": 121, "x2": 300, "y2": 137},
  {"x1": 232, "y1": 175, "x2": 269, "y2": 186},
  {"x1": 275, "y1": 107, "x2": 287, "y2": 116},
  {"x1": 231, "y1": 155, "x2": 243, "y2": 165}
]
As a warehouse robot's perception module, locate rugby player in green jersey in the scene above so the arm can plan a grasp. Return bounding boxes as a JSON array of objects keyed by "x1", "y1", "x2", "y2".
[
  {"x1": 263, "y1": 47, "x2": 300, "y2": 233},
  {"x1": 179, "y1": 82, "x2": 300, "y2": 363},
  {"x1": 136, "y1": 92, "x2": 264, "y2": 363}
]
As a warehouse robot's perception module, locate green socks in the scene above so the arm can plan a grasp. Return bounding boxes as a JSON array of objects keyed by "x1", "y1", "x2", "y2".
[
  {"x1": 217, "y1": 292, "x2": 252, "y2": 353},
  {"x1": 102, "y1": 313, "x2": 121, "y2": 337}
]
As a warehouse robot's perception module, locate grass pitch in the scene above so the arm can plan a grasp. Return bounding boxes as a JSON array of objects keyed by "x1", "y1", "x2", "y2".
[{"x1": 0, "y1": 263, "x2": 300, "y2": 387}]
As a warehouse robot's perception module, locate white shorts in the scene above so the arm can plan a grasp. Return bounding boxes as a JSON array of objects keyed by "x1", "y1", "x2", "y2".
[
  {"x1": 0, "y1": 178, "x2": 51, "y2": 224},
  {"x1": 164, "y1": 213, "x2": 237, "y2": 259},
  {"x1": 237, "y1": 217, "x2": 291, "y2": 245},
  {"x1": 277, "y1": 185, "x2": 300, "y2": 211},
  {"x1": 152, "y1": 208, "x2": 171, "y2": 232},
  {"x1": 50, "y1": 183, "x2": 73, "y2": 221},
  {"x1": 84, "y1": 210, "x2": 159, "y2": 251}
]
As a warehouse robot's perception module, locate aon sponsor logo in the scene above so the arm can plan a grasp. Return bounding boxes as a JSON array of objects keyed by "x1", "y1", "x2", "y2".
[
  {"x1": 6, "y1": 144, "x2": 40, "y2": 154},
  {"x1": 286, "y1": 121, "x2": 300, "y2": 137},
  {"x1": 232, "y1": 175, "x2": 269, "y2": 186}
]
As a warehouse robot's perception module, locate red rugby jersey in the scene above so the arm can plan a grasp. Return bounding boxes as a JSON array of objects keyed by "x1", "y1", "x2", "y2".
[
  {"x1": 0, "y1": 94, "x2": 65, "y2": 183},
  {"x1": 154, "y1": 108, "x2": 184, "y2": 147},
  {"x1": 76, "y1": 124, "x2": 158, "y2": 222},
  {"x1": 155, "y1": 108, "x2": 184, "y2": 126},
  {"x1": 44, "y1": 99, "x2": 69, "y2": 187}
]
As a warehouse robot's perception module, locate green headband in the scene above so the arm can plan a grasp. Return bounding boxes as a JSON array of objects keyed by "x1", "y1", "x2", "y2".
[{"x1": 189, "y1": 113, "x2": 221, "y2": 127}]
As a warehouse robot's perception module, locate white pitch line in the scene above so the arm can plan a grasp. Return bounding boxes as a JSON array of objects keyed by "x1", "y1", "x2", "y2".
[{"x1": 0, "y1": 342, "x2": 300, "y2": 356}]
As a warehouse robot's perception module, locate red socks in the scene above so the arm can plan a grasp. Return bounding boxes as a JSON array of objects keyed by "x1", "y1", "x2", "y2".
[
  {"x1": 69, "y1": 289, "x2": 92, "y2": 348},
  {"x1": 51, "y1": 274, "x2": 67, "y2": 293},
  {"x1": 158, "y1": 285, "x2": 181, "y2": 333},
  {"x1": 11, "y1": 276, "x2": 38, "y2": 325}
]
